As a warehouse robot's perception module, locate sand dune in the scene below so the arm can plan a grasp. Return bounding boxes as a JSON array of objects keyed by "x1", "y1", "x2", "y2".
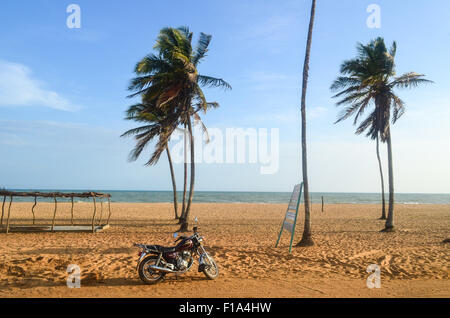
[{"x1": 0, "y1": 203, "x2": 449, "y2": 297}]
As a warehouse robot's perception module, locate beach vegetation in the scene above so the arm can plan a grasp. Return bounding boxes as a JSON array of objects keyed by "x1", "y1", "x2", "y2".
[
  {"x1": 124, "y1": 26, "x2": 231, "y2": 231},
  {"x1": 331, "y1": 37, "x2": 432, "y2": 231}
]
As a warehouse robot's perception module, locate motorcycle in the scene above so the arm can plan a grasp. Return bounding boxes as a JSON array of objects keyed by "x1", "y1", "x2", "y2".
[{"x1": 133, "y1": 222, "x2": 219, "y2": 284}]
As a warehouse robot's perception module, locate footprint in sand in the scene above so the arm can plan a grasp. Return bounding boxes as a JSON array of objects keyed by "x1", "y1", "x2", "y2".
[
  {"x1": 380, "y1": 254, "x2": 392, "y2": 266},
  {"x1": 82, "y1": 272, "x2": 106, "y2": 285},
  {"x1": 7, "y1": 265, "x2": 26, "y2": 277}
]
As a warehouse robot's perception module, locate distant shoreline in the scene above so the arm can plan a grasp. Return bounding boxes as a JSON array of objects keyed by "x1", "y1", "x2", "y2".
[
  {"x1": 3, "y1": 189, "x2": 450, "y2": 204},
  {"x1": 5, "y1": 188, "x2": 450, "y2": 195}
]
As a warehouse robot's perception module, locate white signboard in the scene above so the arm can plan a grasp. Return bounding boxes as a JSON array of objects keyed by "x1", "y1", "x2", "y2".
[{"x1": 275, "y1": 183, "x2": 303, "y2": 253}]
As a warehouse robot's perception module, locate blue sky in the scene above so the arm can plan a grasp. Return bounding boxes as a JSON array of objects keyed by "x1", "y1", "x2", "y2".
[{"x1": 0, "y1": 0, "x2": 449, "y2": 193}]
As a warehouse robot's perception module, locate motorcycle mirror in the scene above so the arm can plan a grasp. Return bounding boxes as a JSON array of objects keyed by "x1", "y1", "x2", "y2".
[{"x1": 173, "y1": 232, "x2": 178, "y2": 238}]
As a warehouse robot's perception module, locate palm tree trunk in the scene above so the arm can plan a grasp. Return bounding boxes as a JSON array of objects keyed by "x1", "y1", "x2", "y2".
[
  {"x1": 166, "y1": 147, "x2": 179, "y2": 219},
  {"x1": 296, "y1": 0, "x2": 316, "y2": 247},
  {"x1": 179, "y1": 123, "x2": 188, "y2": 224},
  {"x1": 376, "y1": 135, "x2": 386, "y2": 220},
  {"x1": 179, "y1": 116, "x2": 195, "y2": 232},
  {"x1": 383, "y1": 127, "x2": 395, "y2": 231}
]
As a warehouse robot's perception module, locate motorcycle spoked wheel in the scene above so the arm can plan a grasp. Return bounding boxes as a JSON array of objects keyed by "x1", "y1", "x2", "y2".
[
  {"x1": 202, "y1": 255, "x2": 219, "y2": 280},
  {"x1": 138, "y1": 256, "x2": 166, "y2": 285}
]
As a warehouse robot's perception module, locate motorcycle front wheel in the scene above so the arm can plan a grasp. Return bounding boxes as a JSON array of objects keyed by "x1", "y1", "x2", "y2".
[
  {"x1": 138, "y1": 256, "x2": 166, "y2": 285},
  {"x1": 202, "y1": 255, "x2": 219, "y2": 280}
]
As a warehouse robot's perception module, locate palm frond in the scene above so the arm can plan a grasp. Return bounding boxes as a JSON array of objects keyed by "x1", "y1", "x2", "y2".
[
  {"x1": 389, "y1": 72, "x2": 433, "y2": 89},
  {"x1": 128, "y1": 132, "x2": 154, "y2": 162},
  {"x1": 389, "y1": 93, "x2": 405, "y2": 123},
  {"x1": 330, "y1": 76, "x2": 361, "y2": 91},
  {"x1": 335, "y1": 103, "x2": 362, "y2": 124},
  {"x1": 135, "y1": 54, "x2": 171, "y2": 75},
  {"x1": 198, "y1": 75, "x2": 232, "y2": 90},
  {"x1": 352, "y1": 94, "x2": 374, "y2": 125},
  {"x1": 193, "y1": 113, "x2": 210, "y2": 144},
  {"x1": 193, "y1": 32, "x2": 212, "y2": 65},
  {"x1": 331, "y1": 85, "x2": 366, "y2": 98},
  {"x1": 120, "y1": 124, "x2": 158, "y2": 138},
  {"x1": 355, "y1": 110, "x2": 377, "y2": 136},
  {"x1": 193, "y1": 84, "x2": 208, "y2": 111},
  {"x1": 389, "y1": 41, "x2": 397, "y2": 58},
  {"x1": 335, "y1": 90, "x2": 371, "y2": 106}
]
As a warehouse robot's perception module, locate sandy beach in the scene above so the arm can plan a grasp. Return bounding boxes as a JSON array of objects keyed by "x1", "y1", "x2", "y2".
[{"x1": 0, "y1": 202, "x2": 449, "y2": 298}]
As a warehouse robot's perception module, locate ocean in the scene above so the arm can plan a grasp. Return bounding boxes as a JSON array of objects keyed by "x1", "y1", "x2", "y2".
[{"x1": 4, "y1": 190, "x2": 450, "y2": 204}]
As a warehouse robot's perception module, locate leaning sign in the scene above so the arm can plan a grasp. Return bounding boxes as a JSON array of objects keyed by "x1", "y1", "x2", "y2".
[{"x1": 275, "y1": 183, "x2": 303, "y2": 253}]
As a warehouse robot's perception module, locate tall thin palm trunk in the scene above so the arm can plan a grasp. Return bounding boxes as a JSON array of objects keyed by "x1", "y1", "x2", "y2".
[
  {"x1": 166, "y1": 147, "x2": 179, "y2": 219},
  {"x1": 296, "y1": 0, "x2": 316, "y2": 247},
  {"x1": 383, "y1": 127, "x2": 395, "y2": 231},
  {"x1": 376, "y1": 135, "x2": 386, "y2": 220},
  {"x1": 179, "y1": 116, "x2": 195, "y2": 232},
  {"x1": 179, "y1": 124, "x2": 188, "y2": 224}
]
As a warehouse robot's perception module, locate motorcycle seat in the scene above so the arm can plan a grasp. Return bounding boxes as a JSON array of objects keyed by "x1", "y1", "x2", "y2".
[{"x1": 145, "y1": 244, "x2": 176, "y2": 253}]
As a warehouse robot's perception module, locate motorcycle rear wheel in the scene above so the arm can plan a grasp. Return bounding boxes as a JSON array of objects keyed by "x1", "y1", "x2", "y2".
[{"x1": 138, "y1": 256, "x2": 166, "y2": 285}]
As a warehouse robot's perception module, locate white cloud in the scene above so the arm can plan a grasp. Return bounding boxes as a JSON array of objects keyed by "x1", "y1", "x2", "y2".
[{"x1": 0, "y1": 60, "x2": 79, "y2": 111}]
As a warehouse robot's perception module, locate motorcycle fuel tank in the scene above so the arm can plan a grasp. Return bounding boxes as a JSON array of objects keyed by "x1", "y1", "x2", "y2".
[{"x1": 175, "y1": 238, "x2": 193, "y2": 251}]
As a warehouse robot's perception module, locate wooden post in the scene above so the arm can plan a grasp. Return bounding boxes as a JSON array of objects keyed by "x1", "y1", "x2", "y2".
[
  {"x1": 321, "y1": 196, "x2": 324, "y2": 212},
  {"x1": 91, "y1": 196, "x2": 97, "y2": 233},
  {"x1": 31, "y1": 196, "x2": 37, "y2": 225},
  {"x1": 106, "y1": 197, "x2": 112, "y2": 225},
  {"x1": 1, "y1": 196, "x2": 5, "y2": 227},
  {"x1": 70, "y1": 196, "x2": 74, "y2": 226},
  {"x1": 6, "y1": 196, "x2": 13, "y2": 234},
  {"x1": 98, "y1": 200, "x2": 103, "y2": 226},
  {"x1": 51, "y1": 196, "x2": 57, "y2": 232}
]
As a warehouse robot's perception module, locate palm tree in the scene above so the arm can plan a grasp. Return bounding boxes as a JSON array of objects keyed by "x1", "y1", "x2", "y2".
[
  {"x1": 331, "y1": 37, "x2": 432, "y2": 231},
  {"x1": 121, "y1": 103, "x2": 180, "y2": 219},
  {"x1": 128, "y1": 26, "x2": 231, "y2": 232},
  {"x1": 296, "y1": 0, "x2": 317, "y2": 247}
]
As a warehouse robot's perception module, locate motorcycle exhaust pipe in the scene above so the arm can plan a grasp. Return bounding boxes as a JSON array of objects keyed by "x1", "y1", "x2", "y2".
[{"x1": 148, "y1": 265, "x2": 176, "y2": 273}]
